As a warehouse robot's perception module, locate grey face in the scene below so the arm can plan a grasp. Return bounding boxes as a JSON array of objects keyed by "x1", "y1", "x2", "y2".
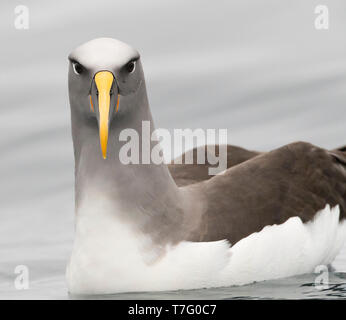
[{"x1": 68, "y1": 38, "x2": 143, "y2": 158}]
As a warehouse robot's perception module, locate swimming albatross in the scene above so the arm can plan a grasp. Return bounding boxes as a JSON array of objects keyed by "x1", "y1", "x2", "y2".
[{"x1": 66, "y1": 38, "x2": 346, "y2": 295}]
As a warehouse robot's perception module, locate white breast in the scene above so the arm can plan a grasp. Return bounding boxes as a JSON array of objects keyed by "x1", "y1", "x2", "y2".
[{"x1": 66, "y1": 204, "x2": 346, "y2": 294}]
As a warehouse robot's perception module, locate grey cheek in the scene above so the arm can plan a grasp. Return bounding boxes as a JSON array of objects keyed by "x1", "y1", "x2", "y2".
[{"x1": 118, "y1": 76, "x2": 142, "y2": 96}]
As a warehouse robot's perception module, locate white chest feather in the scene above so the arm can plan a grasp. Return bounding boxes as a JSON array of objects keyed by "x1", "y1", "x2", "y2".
[{"x1": 66, "y1": 204, "x2": 346, "y2": 294}]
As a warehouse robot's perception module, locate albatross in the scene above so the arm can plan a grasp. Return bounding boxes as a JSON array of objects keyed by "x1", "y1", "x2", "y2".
[{"x1": 66, "y1": 38, "x2": 346, "y2": 295}]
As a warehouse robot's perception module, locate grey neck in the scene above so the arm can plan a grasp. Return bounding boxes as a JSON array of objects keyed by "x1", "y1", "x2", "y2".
[{"x1": 70, "y1": 83, "x2": 189, "y2": 244}]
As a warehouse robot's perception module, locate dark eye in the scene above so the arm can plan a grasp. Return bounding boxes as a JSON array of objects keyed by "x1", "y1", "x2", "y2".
[
  {"x1": 126, "y1": 60, "x2": 136, "y2": 73},
  {"x1": 72, "y1": 62, "x2": 84, "y2": 75}
]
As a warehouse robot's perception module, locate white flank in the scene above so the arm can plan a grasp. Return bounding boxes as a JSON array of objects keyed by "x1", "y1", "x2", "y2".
[{"x1": 67, "y1": 204, "x2": 346, "y2": 294}]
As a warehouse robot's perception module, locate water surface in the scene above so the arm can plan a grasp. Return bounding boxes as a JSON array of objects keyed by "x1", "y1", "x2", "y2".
[{"x1": 1, "y1": 0, "x2": 346, "y2": 300}]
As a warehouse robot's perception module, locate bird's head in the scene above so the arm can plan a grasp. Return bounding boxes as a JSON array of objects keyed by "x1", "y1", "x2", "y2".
[{"x1": 68, "y1": 38, "x2": 143, "y2": 159}]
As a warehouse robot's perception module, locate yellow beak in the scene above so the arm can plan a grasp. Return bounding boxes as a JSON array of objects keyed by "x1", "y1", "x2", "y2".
[{"x1": 94, "y1": 71, "x2": 114, "y2": 159}]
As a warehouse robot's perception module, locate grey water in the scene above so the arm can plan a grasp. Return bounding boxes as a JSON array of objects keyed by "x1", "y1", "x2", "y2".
[
  {"x1": 1, "y1": 0, "x2": 346, "y2": 299},
  {"x1": 1, "y1": 267, "x2": 346, "y2": 299}
]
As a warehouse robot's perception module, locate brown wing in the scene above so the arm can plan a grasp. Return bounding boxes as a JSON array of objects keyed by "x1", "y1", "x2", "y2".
[
  {"x1": 169, "y1": 145, "x2": 261, "y2": 187},
  {"x1": 188, "y1": 142, "x2": 346, "y2": 244}
]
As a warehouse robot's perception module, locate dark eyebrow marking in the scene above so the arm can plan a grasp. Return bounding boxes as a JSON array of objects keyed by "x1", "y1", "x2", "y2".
[
  {"x1": 124, "y1": 54, "x2": 140, "y2": 65},
  {"x1": 68, "y1": 57, "x2": 82, "y2": 65}
]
